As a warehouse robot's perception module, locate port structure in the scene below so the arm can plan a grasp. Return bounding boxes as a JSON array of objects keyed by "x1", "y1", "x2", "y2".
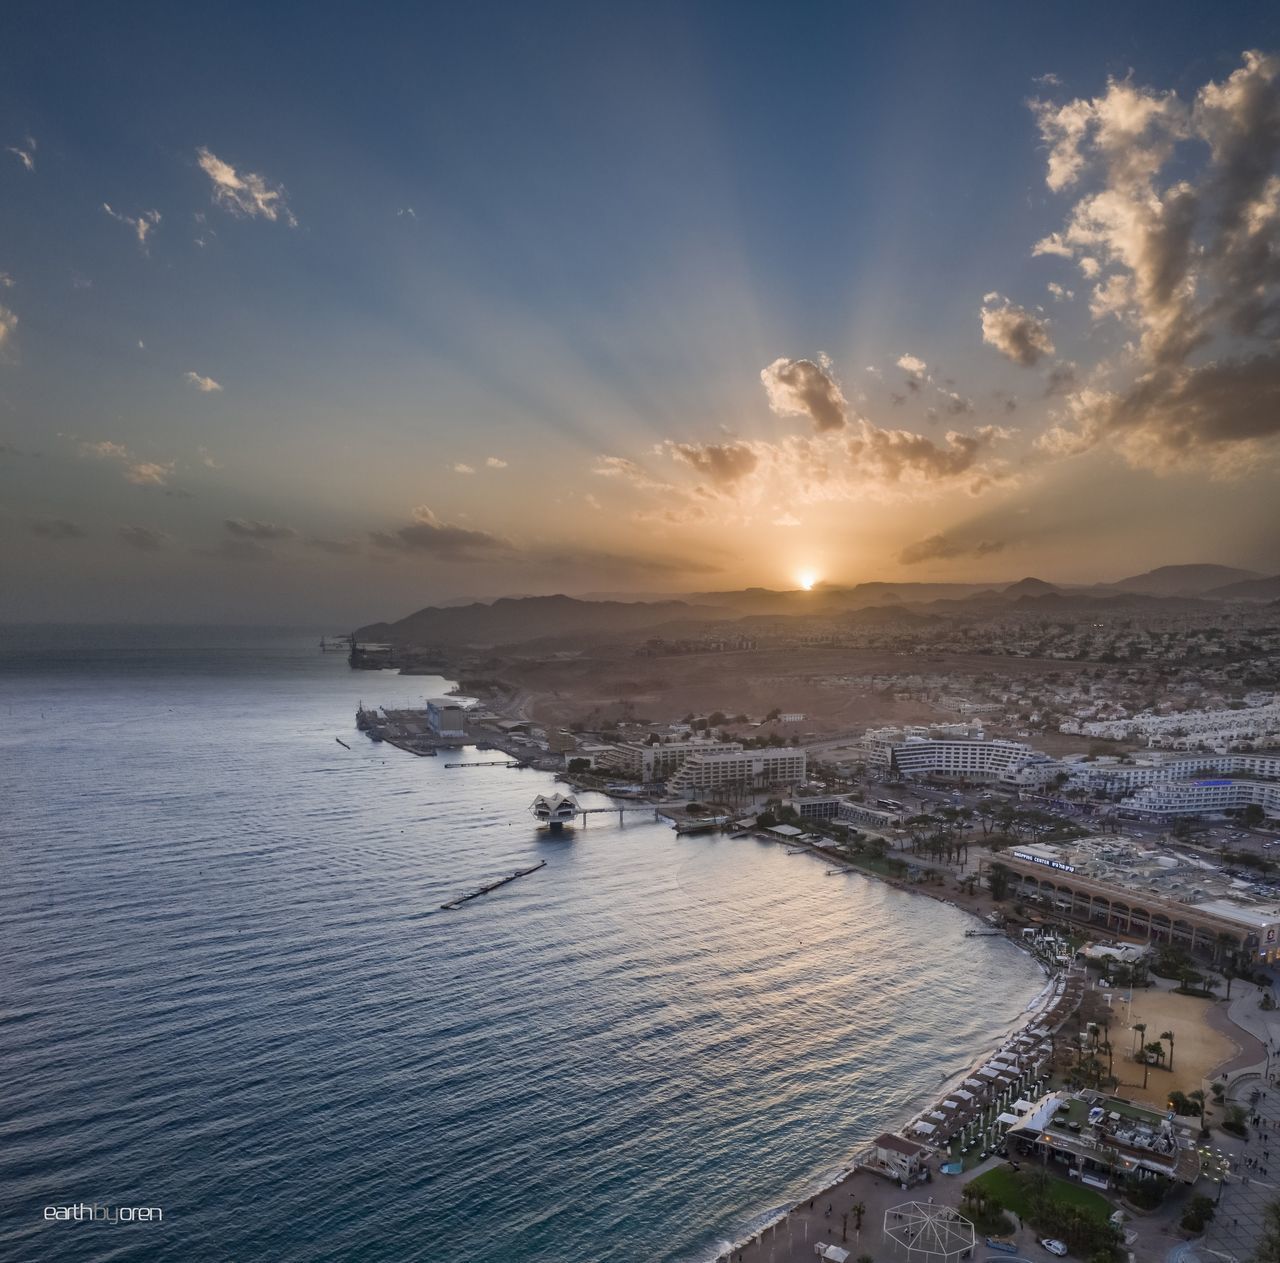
[{"x1": 529, "y1": 792, "x2": 657, "y2": 833}]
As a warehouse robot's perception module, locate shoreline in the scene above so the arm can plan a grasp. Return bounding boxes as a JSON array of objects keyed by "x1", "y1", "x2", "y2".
[
  {"x1": 372, "y1": 716, "x2": 1074, "y2": 1263},
  {"x1": 700, "y1": 833, "x2": 1073, "y2": 1263}
]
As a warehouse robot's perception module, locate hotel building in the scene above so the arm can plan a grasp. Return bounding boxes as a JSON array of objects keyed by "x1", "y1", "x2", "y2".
[{"x1": 667, "y1": 748, "x2": 807, "y2": 796}]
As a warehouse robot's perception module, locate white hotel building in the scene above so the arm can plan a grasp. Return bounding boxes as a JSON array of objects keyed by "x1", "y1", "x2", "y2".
[
  {"x1": 1118, "y1": 776, "x2": 1280, "y2": 821},
  {"x1": 859, "y1": 731, "x2": 1061, "y2": 787},
  {"x1": 667, "y1": 748, "x2": 806, "y2": 796},
  {"x1": 599, "y1": 739, "x2": 742, "y2": 782}
]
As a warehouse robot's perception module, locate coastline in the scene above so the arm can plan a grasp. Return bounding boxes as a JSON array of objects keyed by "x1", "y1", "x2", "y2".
[
  {"x1": 700, "y1": 834, "x2": 1072, "y2": 1263},
  {"x1": 368, "y1": 709, "x2": 1071, "y2": 1263}
]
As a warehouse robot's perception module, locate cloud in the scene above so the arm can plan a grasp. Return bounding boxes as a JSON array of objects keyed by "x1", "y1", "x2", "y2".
[
  {"x1": 118, "y1": 524, "x2": 170, "y2": 551},
  {"x1": 598, "y1": 354, "x2": 1017, "y2": 526},
  {"x1": 6, "y1": 136, "x2": 35, "y2": 171},
  {"x1": 77, "y1": 438, "x2": 176, "y2": 486},
  {"x1": 1047, "y1": 281, "x2": 1074, "y2": 301},
  {"x1": 185, "y1": 371, "x2": 223, "y2": 393},
  {"x1": 897, "y1": 353, "x2": 928, "y2": 376},
  {"x1": 103, "y1": 204, "x2": 161, "y2": 249},
  {"x1": 760, "y1": 357, "x2": 848, "y2": 432},
  {"x1": 1030, "y1": 52, "x2": 1280, "y2": 469},
  {"x1": 773, "y1": 512, "x2": 802, "y2": 527},
  {"x1": 485, "y1": 456, "x2": 508, "y2": 468},
  {"x1": 0, "y1": 304, "x2": 17, "y2": 347},
  {"x1": 453, "y1": 463, "x2": 475, "y2": 474},
  {"x1": 940, "y1": 390, "x2": 974, "y2": 415},
  {"x1": 196, "y1": 147, "x2": 296, "y2": 226},
  {"x1": 899, "y1": 533, "x2": 1008, "y2": 564},
  {"x1": 224, "y1": 518, "x2": 297, "y2": 541},
  {"x1": 981, "y1": 295, "x2": 1055, "y2": 365},
  {"x1": 125, "y1": 461, "x2": 176, "y2": 486},
  {"x1": 368, "y1": 506, "x2": 510, "y2": 560},
  {"x1": 79, "y1": 439, "x2": 130, "y2": 461},
  {"x1": 664, "y1": 440, "x2": 759, "y2": 488},
  {"x1": 1042, "y1": 351, "x2": 1280, "y2": 473},
  {"x1": 1044, "y1": 362, "x2": 1079, "y2": 396},
  {"x1": 30, "y1": 518, "x2": 87, "y2": 540},
  {"x1": 196, "y1": 446, "x2": 220, "y2": 468},
  {"x1": 583, "y1": 492, "x2": 602, "y2": 510}
]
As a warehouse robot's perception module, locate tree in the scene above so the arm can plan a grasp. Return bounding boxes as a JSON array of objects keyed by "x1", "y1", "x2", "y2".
[
  {"x1": 1132, "y1": 1021, "x2": 1147, "y2": 1058},
  {"x1": 851, "y1": 1200, "x2": 866, "y2": 1231},
  {"x1": 1255, "y1": 1197, "x2": 1280, "y2": 1261},
  {"x1": 1162, "y1": 1029, "x2": 1175, "y2": 1073},
  {"x1": 1245, "y1": 803, "x2": 1266, "y2": 828},
  {"x1": 988, "y1": 862, "x2": 1011, "y2": 901}
]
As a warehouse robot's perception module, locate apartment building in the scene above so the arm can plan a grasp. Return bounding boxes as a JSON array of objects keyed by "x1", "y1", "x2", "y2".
[
  {"x1": 598, "y1": 739, "x2": 741, "y2": 781},
  {"x1": 667, "y1": 748, "x2": 806, "y2": 796}
]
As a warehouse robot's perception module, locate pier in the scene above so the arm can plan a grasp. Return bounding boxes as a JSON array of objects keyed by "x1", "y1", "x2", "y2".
[
  {"x1": 440, "y1": 860, "x2": 547, "y2": 911},
  {"x1": 530, "y1": 792, "x2": 660, "y2": 833},
  {"x1": 445, "y1": 759, "x2": 527, "y2": 769}
]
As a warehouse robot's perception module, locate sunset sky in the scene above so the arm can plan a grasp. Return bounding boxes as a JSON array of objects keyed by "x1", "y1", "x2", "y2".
[{"x1": 2, "y1": 1, "x2": 1279, "y2": 623}]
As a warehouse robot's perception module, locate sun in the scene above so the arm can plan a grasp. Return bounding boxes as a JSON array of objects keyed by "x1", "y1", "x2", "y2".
[{"x1": 796, "y1": 570, "x2": 819, "y2": 591}]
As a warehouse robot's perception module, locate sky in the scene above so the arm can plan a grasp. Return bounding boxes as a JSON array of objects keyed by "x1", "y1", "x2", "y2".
[{"x1": 2, "y1": 1, "x2": 1279, "y2": 624}]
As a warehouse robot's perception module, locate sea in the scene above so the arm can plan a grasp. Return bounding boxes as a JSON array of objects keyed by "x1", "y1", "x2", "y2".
[{"x1": 0, "y1": 625, "x2": 1045, "y2": 1262}]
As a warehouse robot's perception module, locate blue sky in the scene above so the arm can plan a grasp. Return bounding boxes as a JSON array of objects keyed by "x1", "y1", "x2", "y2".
[{"x1": 2, "y1": 2, "x2": 1279, "y2": 621}]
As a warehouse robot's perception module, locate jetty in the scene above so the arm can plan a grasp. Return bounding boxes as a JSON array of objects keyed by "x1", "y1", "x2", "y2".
[
  {"x1": 440, "y1": 860, "x2": 547, "y2": 911},
  {"x1": 445, "y1": 759, "x2": 526, "y2": 769}
]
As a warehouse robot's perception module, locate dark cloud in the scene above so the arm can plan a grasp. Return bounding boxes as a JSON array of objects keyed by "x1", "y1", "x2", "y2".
[
  {"x1": 369, "y1": 506, "x2": 510, "y2": 561},
  {"x1": 1046, "y1": 352, "x2": 1280, "y2": 467},
  {"x1": 1031, "y1": 53, "x2": 1280, "y2": 467},
  {"x1": 224, "y1": 518, "x2": 297, "y2": 540},
  {"x1": 981, "y1": 296, "x2": 1055, "y2": 366},
  {"x1": 1044, "y1": 363, "x2": 1078, "y2": 396},
  {"x1": 118, "y1": 525, "x2": 170, "y2": 551},
  {"x1": 666, "y1": 441, "x2": 759, "y2": 487},
  {"x1": 30, "y1": 518, "x2": 88, "y2": 540},
  {"x1": 899, "y1": 533, "x2": 1008, "y2": 564},
  {"x1": 760, "y1": 357, "x2": 848, "y2": 432}
]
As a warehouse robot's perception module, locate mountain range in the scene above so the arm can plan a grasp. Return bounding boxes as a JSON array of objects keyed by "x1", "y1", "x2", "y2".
[{"x1": 357, "y1": 562, "x2": 1277, "y2": 647}]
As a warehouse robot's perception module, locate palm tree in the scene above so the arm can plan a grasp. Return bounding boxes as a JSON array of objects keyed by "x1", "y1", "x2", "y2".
[
  {"x1": 1161, "y1": 1029, "x2": 1175, "y2": 1073},
  {"x1": 1132, "y1": 1021, "x2": 1147, "y2": 1058},
  {"x1": 1190, "y1": 1088, "x2": 1207, "y2": 1123},
  {"x1": 851, "y1": 1201, "x2": 866, "y2": 1231}
]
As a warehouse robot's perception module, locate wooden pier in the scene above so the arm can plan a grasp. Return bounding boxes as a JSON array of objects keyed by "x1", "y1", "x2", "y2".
[{"x1": 440, "y1": 860, "x2": 547, "y2": 911}]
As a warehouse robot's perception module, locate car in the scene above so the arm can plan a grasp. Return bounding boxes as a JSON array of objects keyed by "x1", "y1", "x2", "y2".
[{"x1": 1040, "y1": 1240, "x2": 1068, "y2": 1257}]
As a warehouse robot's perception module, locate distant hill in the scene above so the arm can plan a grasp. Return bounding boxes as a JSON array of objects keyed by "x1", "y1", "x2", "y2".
[
  {"x1": 1204, "y1": 574, "x2": 1280, "y2": 601},
  {"x1": 1106, "y1": 564, "x2": 1263, "y2": 597},
  {"x1": 358, "y1": 595, "x2": 730, "y2": 645},
  {"x1": 1001, "y1": 577, "x2": 1060, "y2": 598}
]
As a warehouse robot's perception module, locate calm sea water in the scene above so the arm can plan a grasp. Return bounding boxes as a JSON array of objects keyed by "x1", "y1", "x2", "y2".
[{"x1": 0, "y1": 627, "x2": 1044, "y2": 1263}]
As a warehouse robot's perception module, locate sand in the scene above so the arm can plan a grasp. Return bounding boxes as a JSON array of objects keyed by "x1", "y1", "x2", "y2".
[{"x1": 1101, "y1": 985, "x2": 1239, "y2": 1106}]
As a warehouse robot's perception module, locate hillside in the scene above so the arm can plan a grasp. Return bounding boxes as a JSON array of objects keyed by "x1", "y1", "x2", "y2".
[
  {"x1": 1106, "y1": 564, "x2": 1263, "y2": 597},
  {"x1": 1205, "y1": 574, "x2": 1280, "y2": 601},
  {"x1": 357, "y1": 594, "x2": 730, "y2": 645}
]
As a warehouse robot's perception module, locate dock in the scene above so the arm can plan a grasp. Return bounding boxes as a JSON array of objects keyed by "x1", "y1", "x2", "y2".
[{"x1": 440, "y1": 860, "x2": 547, "y2": 911}]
